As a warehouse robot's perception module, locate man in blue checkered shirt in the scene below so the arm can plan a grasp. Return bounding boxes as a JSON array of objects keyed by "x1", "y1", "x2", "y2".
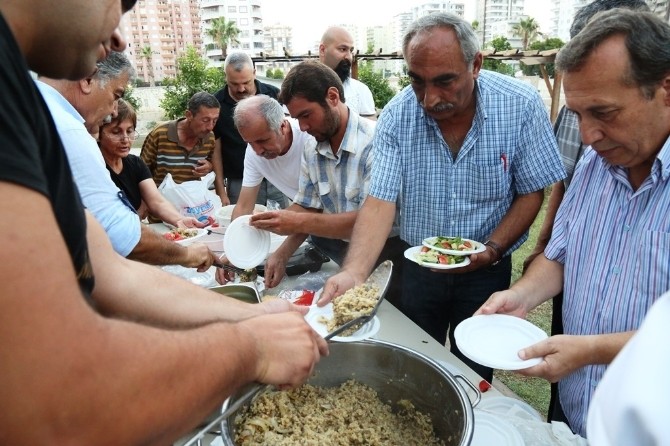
[{"x1": 322, "y1": 12, "x2": 565, "y2": 382}]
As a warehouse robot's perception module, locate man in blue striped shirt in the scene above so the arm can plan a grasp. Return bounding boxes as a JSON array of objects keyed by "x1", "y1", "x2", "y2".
[
  {"x1": 477, "y1": 10, "x2": 670, "y2": 437},
  {"x1": 522, "y1": 0, "x2": 652, "y2": 429},
  {"x1": 321, "y1": 13, "x2": 565, "y2": 382}
]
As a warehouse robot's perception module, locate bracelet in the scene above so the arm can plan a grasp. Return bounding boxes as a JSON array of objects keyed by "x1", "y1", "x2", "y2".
[{"x1": 484, "y1": 239, "x2": 503, "y2": 265}]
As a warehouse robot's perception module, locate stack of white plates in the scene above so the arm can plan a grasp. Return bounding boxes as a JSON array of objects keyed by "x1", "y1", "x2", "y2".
[{"x1": 223, "y1": 215, "x2": 271, "y2": 269}]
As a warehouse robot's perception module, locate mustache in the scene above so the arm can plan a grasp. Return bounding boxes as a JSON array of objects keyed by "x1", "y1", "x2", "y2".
[{"x1": 422, "y1": 102, "x2": 455, "y2": 114}]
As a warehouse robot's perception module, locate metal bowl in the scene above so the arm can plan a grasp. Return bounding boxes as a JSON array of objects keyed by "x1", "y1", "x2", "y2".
[
  {"x1": 220, "y1": 339, "x2": 478, "y2": 446},
  {"x1": 209, "y1": 284, "x2": 260, "y2": 304}
]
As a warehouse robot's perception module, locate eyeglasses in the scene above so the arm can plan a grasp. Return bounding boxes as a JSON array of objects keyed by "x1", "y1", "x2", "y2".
[{"x1": 105, "y1": 130, "x2": 139, "y2": 141}]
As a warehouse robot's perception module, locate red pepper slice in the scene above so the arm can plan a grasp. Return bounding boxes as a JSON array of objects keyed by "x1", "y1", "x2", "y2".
[{"x1": 294, "y1": 290, "x2": 315, "y2": 306}]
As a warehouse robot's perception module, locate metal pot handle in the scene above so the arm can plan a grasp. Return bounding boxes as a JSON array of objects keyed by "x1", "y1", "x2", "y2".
[
  {"x1": 453, "y1": 374, "x2": 482, "y2": 408},
  {"x1": 183, "y1": 383, "x2": 266, "y2": 446}
]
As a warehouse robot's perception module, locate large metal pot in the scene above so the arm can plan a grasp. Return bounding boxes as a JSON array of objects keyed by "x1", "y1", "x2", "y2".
[{"x1": 220, "y1": 339, "x2": 479, "y2": 446}]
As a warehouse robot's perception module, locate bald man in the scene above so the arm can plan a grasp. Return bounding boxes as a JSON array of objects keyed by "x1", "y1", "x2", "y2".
[{"x1": 319, "y1": 26, "x2": 377, "y2": 119}]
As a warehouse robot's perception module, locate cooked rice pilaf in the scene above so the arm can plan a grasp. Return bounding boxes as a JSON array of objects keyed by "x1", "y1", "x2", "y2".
[
  {"x1": 234, "y1": 380, "x2": 445, "y2": 445},
  {"x1": 321, "y1": 284, "x2": 380, "y2": 336}
]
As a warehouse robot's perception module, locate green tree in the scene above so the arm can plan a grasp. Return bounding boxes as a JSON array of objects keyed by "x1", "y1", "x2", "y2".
[
  {"x1": 140, "y1": 46, "x2": 155, "y2": 87},
  {"x1": 483, "y1": 36, "x2": 515, "y2": 76},
  {"x1": 397, "y1": 64, "x2": 411, "y2": 91},
  {"x1": 271, "y1": 68, "x2": 284, "y2": 79},
  {"x1": 265, "y1": 68, "x2": 275, "y2": 78},
  {"x1": 512, "y1": 17, "x2": 541, "y2": 50},
  {"x1": 471, "y1": 20, "x2": 479, "y2": 31},
  {"x1": 357, "y1": 62, "x2": 395, "y2": 110},
  {"x1": 123, "y1": 84, "x2": 141, "y2": 112},
  {"x1": 160, "y1": 46, "x2": 225, "y2": 119},
  {"x1": 205, "y1": 16, "x2": 240, "y2": 59},
  {"x1": 520, "y1": 37, "x2": 564, "y2": 77}
]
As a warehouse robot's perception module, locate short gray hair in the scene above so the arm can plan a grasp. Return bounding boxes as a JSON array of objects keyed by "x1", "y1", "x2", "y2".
[
  {"x1": 224, "y1": 52, "x2": 253, "y2": 72},
  {"x1": 557, "y1": 9, "x2": 670, "y2": 99},
  {"x1": 233, "y1": 95, "x2": 284, "y2": 133},
  {"x1": 95, "y1": 51, "x2": 134, "y2": 87},
  {"x1": 402, "y1": 12, "x2": 480, "y2": 68},
  {"x1": 187, "y1": 91, "x2": 220, "y2": 115}
]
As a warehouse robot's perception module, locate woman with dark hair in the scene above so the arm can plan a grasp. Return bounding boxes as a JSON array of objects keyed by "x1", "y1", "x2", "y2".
[{"x1": 98, "y1": 99, "x2": 203, "y2": 228}]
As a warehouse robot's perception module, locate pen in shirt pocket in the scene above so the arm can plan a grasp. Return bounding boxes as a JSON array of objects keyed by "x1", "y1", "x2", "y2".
[{"x1": 501, "y1": 153, "x2": 508, "y2": 172}]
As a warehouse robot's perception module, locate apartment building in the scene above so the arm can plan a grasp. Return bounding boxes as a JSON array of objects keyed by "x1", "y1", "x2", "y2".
[
  {"x1": 476, "y1": 0, "x2": 526, "y2": 46},
  {"x1": 121, "y1": 0, "x2": 202, "y2": 83},
  {"x1": 200, "y1": 0, "x2": 264, "y2": 66}
]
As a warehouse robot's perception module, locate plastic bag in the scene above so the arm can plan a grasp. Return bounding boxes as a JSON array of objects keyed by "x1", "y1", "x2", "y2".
[{"x1": 158, "y1": 172, "x2": 222, "y2": 224}]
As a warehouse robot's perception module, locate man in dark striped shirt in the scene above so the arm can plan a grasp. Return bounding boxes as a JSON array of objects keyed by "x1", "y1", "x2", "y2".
[{"x1": 141, "y1": 91, "x2": 219, "y2": 188}]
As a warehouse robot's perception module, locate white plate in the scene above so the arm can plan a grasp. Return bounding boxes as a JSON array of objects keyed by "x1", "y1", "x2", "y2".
[
  {"x1": 404, "y1": 246, "x2": 471, "y2": 269},
  {"x1": 454, "y1": 314, "x2": 548, "y2": 370},
  {"x1": 472, "y1": 409, "x2": 525, "y2": 446},
  {"x1": 269, "y1": 233, "x2": 288, "y2": 253},
  {"x1": 478, "y1": 396, "x2": 543, "y2": 421},
  {"x1": 162, "y1": 228, "x2": 208, "y2": 246},
  {"x1": 304, "y1": 303, "x2": 380, "y2": 342},
  {"x1": 161, "y1": 264, "x2": 217, "y2": 287},
  {"x1": 422, "y1": 236, "x2": 486, "y2": 256},
  {"x1": 223, "y1": 215, "x2": 271, "y2": 269}
]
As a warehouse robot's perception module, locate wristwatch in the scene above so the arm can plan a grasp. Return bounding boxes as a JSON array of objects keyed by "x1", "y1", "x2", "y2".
[{"x1": 484, "y1": 239, "x2": 503, "y2": 266}]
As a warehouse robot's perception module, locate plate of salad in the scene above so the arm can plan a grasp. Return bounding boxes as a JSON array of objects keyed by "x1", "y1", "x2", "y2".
[
  {"x1": 422, "y1": 236, "x2": 485, "y2": 256},
  {"x1": 404, "y1": 246, "x2": 471, "y2": 269}
]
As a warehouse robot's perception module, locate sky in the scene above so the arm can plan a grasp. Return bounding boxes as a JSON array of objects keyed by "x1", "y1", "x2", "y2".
[{"x1": 262, "y1": 0, "x2": 554, "y2": 52}]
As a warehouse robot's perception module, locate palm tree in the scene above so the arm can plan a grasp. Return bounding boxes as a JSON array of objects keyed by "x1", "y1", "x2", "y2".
[
  {"x1": 205, "y1": 16, "x2": 240, "y2": 59},
  {"x1": 140, "y1": 46, "x2": 155, "y2": 87},
  {"x1": 511, "y1": 17, "x2": 542, "y2": 51}
]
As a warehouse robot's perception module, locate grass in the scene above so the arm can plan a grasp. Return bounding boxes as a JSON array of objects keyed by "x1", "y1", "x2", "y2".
[{"x1": 492, "y1": 188, "x2": 552, "y2": 420}]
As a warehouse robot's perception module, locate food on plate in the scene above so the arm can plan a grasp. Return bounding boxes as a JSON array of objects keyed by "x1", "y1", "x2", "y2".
[
  {"x1": 415, "y1": 246, "x2": 467, "y2": 265},
  {"x1": 275, "y1": 289, "x2": 316, "y2": 306},
  {"x1": 162, "y1": 227, "x2": 199, "y2": 242},
  {"x1": 428, "y1": 236, "x2": 478, "y2": 252},
  {"x1": 320, "y1": 284, "x2": 380, "y2": 336},
  {"x1": 234, "y1": 380, "x2": 445, "y2": 445},
  {"x1": 238, "y1": 268, "x2": 258, "y2": 283}
]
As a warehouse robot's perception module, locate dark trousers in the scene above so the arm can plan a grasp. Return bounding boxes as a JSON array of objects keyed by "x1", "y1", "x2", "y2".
[
  {"x1": 547, "y1": 292, "x2": 571, "y2": 426},
  {"x1": 309, "y1": 235, "x2": 406, "y2": 309},
  {"x1": 400, "y1": 250, "x2": 512, "y2": 383}
]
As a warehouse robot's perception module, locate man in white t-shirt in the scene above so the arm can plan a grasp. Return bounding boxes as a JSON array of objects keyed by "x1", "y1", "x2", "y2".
[
  {"x1": 319, "y1": 26, "x2": 377, "y2": 119},
  {"x1": 229, "y1": 94, "x2": 313, "y2": 220}
]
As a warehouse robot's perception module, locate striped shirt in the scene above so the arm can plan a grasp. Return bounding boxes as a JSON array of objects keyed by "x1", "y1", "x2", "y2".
[
  {"x1": 294, "y1": 109, "x2": 375, "y2": 214},
  {"x1": 140, "y1": 118, "x2": 215, "y2": 186},
  {"x1": 554, "y1": 106, "x2": 584, "y2": 188},
  {"x1": 370, "y1": 70, "x2": 565, "y2": 251},
  {"x1": 545, "y1": 140, "x2": 670, "y2": 437}
]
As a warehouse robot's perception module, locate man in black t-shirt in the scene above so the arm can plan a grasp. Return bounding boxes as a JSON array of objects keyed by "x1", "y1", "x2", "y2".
[
  {"x1": 0, "y1": 0, "x2": 326, "y2": 443},
  {"x1": 212, "y1": 51, "x2": 285, "y2": 207}
]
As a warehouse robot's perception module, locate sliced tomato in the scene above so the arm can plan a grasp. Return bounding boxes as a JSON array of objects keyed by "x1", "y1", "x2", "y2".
[
  {"x1": 421, "y1": 246, "x2": 430, "y2": 253},
  {"x1": 437, "y1": 255, "x2": 448, "y2": 264},
  {"x1": 163, "y1": 231, "x2": 184, "y2": 241}
]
